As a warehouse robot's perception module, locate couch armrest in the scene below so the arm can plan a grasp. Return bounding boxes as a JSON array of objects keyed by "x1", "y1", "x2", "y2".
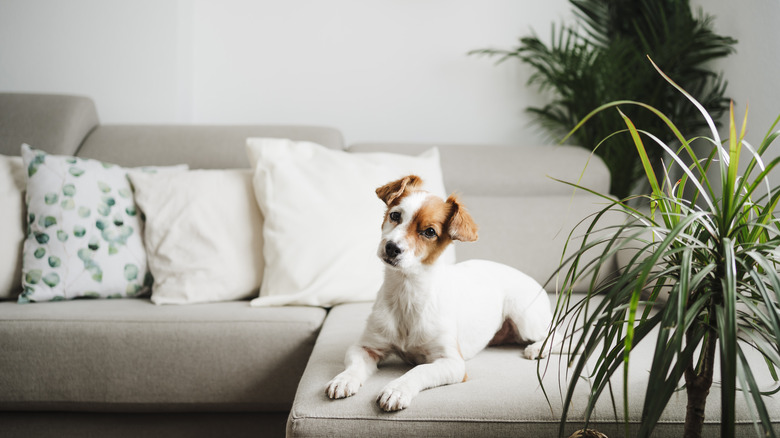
[{"x1": 0, "y1": 93, "x2": 99, "y2": 156}]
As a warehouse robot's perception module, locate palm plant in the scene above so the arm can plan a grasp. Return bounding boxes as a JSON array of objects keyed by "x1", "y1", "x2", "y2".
[
  {"x1": 470, "y1": 0, "x2": 736, "y2": 199},
  {"x1": 545, "y1": 60, "x2": 780, "y2": 438}
]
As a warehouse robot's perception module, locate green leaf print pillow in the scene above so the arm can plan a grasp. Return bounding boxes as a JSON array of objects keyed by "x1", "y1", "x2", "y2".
[{"x1": 20, "y1": 144, "x2": 186, "y2": 303}]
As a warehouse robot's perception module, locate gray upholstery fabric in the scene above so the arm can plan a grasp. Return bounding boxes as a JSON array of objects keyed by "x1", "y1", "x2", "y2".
[
  {"x1": 288, "y1": 301, "x2": 780, "y2": 437},
  {"x1": 457, "y1": 194, "x2": 623, "y2": 293},
  {"x1": 0, "y1": 412, "x2": 288, "y2": 438},
  {"x1": 348, "y1": 143, "x2": 611, "y2": 196},
  {"x1": 77, "y1": 125, "x2": 345, "y2": 168},
  {"x1": 0, "y1": 93, "x2": 99, "y2": 156},
  {"x1": 0, "y1": 299, "x2": 326, "y2": 412}
]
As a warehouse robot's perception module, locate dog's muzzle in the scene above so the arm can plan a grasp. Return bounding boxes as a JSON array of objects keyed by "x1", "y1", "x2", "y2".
[{"x1": 382, "y1": 241, "x2": 403, "y2": 266}]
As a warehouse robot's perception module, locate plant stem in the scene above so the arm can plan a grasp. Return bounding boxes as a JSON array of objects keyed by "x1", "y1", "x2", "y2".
[{"x1": 683, "y1": 315, "x2": 717, "y2": 438}]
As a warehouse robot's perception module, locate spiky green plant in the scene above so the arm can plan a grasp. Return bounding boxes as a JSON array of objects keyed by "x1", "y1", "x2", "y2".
[
  {"x1": 544, "y1": 60, "x2": 780, "y2": 438},
  {"x1": 470, "y1": 0, "x2": 736, "y2": 199}
]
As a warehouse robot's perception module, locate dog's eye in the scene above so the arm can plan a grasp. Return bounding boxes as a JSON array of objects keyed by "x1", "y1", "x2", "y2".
[
  {"x1": 389, "y1": 212, "x2": 401, "y2": 223},
  {"x1": 421, "y1": 228, "x2": 437, "y2": 239}
]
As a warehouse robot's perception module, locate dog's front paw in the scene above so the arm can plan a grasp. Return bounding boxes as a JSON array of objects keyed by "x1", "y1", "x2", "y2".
[
  {"x1": 326, "y1": 373, "x2": 362, "y2": 399},
  {"x1": 377, "y1": 385, "x2": 415, "y2": 412}
]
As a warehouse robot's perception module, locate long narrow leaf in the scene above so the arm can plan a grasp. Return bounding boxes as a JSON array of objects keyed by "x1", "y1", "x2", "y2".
[{"x1": 719, "y1": 238, "x2": 738, "y2": 437}]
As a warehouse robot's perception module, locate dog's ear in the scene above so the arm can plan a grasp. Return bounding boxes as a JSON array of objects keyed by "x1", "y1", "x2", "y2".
[
  {"x1": 445, "y1": 194, "x2": 478, "y2": 242},
  {"x1": 376, "y1": 175, "x2": 423, "y2": 206}
]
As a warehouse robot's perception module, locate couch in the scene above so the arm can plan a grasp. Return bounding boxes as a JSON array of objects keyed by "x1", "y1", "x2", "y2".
[{"x1": 0, "y1": 93, "x2": 777, "y2": 437}]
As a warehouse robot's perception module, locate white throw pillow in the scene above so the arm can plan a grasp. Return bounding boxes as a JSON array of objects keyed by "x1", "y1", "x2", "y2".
[
  {"x1": 129, "y1": 169, "x2": 264, "y2": 305},
  {"x1": 20, "y1": 144, "x2": 186, "y2": 302},
  {"x1": 0, "y1": 155, "x2": 26, "y2": 300},
  {"x1": 246, "y1": 138, "x2": 451, "y2": 307}
]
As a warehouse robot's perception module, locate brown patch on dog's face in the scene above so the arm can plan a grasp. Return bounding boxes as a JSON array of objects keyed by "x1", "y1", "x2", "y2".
[{"x1": 406, "y1": 196, "x2": 454, "y2": 265}]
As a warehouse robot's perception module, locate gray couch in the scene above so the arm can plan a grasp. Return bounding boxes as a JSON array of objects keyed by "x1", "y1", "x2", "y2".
[{"x1": 0, "y1": 93, "x2": 777, "y2": 437}]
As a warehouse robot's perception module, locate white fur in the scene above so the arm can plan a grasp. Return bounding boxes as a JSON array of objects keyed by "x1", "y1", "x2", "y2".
[{"x1": 326, "y1": 189, "x2": 554, "y2": 412}]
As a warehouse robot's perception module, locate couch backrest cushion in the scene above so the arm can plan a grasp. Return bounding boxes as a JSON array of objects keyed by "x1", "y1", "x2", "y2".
[
  {"x1": 348, "y1": 143, "x2": 610, "y2": 196},
  {"x1": 77, "y1": 125, "x2": 345, "y2": 168},
  {"x1": 0, "y1": 93, "x2": 99, "y2": 157}
]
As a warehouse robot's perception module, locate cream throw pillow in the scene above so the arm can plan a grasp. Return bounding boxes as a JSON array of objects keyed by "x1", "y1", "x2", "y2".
[
  {"x1": 0, "y1": 156, "x2": 25, "y2": 299},
  {"x1": 129, "y1": 169, "x2": 264, "y2": 305},
  {"x1": 246, "y1": 138, "x2": 450, "y2": 307}
]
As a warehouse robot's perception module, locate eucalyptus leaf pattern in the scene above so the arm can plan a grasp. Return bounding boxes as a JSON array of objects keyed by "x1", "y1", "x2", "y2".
[{"x1": 19, "y1": 144, "x2": 186, "y2": 303}]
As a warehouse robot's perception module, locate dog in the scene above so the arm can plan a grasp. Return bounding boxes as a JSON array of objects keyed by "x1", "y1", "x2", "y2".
[{"x1": 325, "y1": 175, "x2": 554, "y2": 412}]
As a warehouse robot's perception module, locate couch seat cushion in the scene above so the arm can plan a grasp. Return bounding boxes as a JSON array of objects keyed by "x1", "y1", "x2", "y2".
[
  {"x1": 288, "y1": 301, "x2": 780, "y2": 437},
  {"x1": 0, "y1": 299, "x2": 326, "y2": 412}
]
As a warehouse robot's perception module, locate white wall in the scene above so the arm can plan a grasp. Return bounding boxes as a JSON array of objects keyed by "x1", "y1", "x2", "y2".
[
  {"x1": 0, "y1": 0, "x2": 778, "y2": 149},
  {"x1": 0, "y1": 0, "x2": 572, "y2": 145},
  {"x1": 690, "y1": 0, "x2": 780, "y2": 175},
  {"x1": 0, "y1": 0, "x2": 184, "y2": 124}
]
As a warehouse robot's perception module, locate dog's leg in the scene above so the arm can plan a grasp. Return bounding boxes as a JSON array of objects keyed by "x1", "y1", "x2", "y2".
[
  {"x1": 326, "y1": 345, "x2": 382, "y2": 399},
  {"x1": 377, "y1": 355, "x2": 465, "y2": 412},
  {"x1": 502, "y1": 289, "x2": 555, "y2": 360}
]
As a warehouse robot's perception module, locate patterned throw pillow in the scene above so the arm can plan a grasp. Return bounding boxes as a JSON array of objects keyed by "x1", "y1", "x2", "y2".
[{"x1": 19, "y1": 144, "x2": 185, "y2": 303}]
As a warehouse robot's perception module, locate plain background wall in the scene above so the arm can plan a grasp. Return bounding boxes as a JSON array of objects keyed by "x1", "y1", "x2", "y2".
[{"x1": 0, "y1": 0, "x2": 778, "y2": 151}]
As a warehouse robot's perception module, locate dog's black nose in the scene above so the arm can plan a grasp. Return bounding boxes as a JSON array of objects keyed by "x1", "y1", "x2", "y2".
[{"x1": 385, "y1": 241, "x2": 402, "y2": 258}]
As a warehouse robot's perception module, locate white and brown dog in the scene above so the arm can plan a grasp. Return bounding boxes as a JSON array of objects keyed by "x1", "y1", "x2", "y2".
[{"x1": 326, "y1": 175, "x2": 553, "y2": 412}]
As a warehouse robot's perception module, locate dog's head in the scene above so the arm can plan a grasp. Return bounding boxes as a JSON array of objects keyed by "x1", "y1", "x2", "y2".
[{"x1": 375, "y1": 175, "x2": 478, "y2": 271}]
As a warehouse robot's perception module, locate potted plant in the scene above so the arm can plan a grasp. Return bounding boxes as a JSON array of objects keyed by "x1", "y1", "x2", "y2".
[
  {"x1": 545, "y1": 60, "x2": 780, "y2": 438},
  {"x1": 470, "y1": 0, "x2": 736, "y2": 199}
]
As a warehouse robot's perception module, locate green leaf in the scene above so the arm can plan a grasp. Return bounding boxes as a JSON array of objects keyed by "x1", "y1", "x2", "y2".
[
  {"x1": 25, "y1": 270, "x2": 42, "y2": 284},
  {"x1": 34, "y1": 232, "x2": 49, "y2": 244},
  {"x1": 44, "y1": 193, "x2": 58, "y2": 205},
  {"x1": 18, "y1": 287, "x2": 33, "y2": 303},
  {"x1": 77, "y1": 248, "x2": 93, "y2": 262},
  {"x1": 124, "y1": 264, "x2": 139, "y2": 281},
  {"x1": 119, "y1": 188, "x2": 132, "y2": 198},
  {"x1": 56, "y1": 230, "x2": 68, "y2": 242},
  {"x1": 27, "y1": 161, "x2": 39, "y2": 177},
  {"x1": 101, "y1": 227, "x2": 119, "y2": 243},
  {"x1": 73, "y1": 226, "x2": 86, "y2": 238},
  {"x1": 42, "y1": 272, "x2": 60, "y2": 287},
  {"x1": 97, "y1": 181, "x2": 111, "y2": 193},
  {"x1": 125, "y1": 206, "x2": 137, "y2": 216},
  {"x1": 62, "y1": 184, "x2": 76, "y2": 197},
  {"x1": 60, "y1": 198, "x2": 75, "y2": 210},
  {"x1": 68, "y1": 167, "x2": 85, "y2": 177},
  {"x1": 39, "y1": 215, "x2": 57, "y2": 228},
  {"x1": 78, "y1": 206, "x2": 91, "y2": 218},
  {"x1": 33, "y1": 248, "x2": 45, "y2": 259},
  {"x1": 95, "y1": 219, "x2": 108, "y2": 231},
  {"x1": 48, "y1": 256, "x2": 61, "y2": 268},
  {"x1": 102, "y1": 196, "x2": 115, "y2": 207},
  {"x1": 97, "y1": 203, "x2": 111, "y2": 216},
  {"x1": 88, "y1": 238, "x2": 100, "y2": 251}
]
